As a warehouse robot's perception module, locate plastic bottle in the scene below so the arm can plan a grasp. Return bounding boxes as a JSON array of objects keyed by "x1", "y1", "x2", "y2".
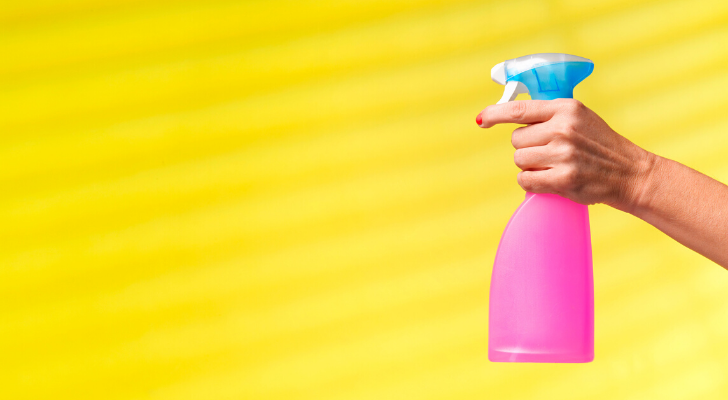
[{"x1": 488, "y1": 53, "x2": 595, "y2": 363}]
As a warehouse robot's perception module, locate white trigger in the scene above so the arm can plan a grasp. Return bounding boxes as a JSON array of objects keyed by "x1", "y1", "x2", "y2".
[{"x1": 497, "y1": 81, "x2": 528, "y2": 104}]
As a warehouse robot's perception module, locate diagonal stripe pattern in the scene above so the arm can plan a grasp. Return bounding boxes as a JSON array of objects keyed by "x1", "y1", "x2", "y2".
[{"x1": 2, "y1": 0, "x2": 728, "y2": 399}]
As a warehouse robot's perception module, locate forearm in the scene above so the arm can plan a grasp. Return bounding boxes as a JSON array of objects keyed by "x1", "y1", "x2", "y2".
[
  {"x1": 626, "y1": 153, "x2": 728, "y2": 268},
  {"x1": 476, "y1": 100, "x2": 728, "y2": 268}
]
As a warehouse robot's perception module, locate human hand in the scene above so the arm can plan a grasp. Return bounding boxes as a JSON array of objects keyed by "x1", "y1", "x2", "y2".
[{"x1": 476, "y1": 99, "x2": 655, "y2": 212}]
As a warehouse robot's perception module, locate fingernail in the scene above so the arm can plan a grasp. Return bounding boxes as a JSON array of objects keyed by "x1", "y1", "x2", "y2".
[{"x1": 476, "y1": 113, "x2": 482, "y2": 126}]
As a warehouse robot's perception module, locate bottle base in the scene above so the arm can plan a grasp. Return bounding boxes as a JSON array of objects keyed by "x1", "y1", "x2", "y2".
[{"x1": 488, "y1": 349, "x2": 593, "y2": 363}]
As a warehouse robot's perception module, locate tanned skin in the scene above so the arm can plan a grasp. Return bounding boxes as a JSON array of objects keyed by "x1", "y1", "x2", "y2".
[{"x1": 476, "y1": 99, "x2": 728, "y2": 268}]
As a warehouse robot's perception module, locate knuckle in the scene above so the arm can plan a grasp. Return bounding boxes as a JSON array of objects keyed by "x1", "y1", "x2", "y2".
[
  {"x1": 509, "y1": 101, "x2": 527, "y2": 122},
  {"x1": 511, "y1": 127, "x2": 523, "y2": 148},
  {"x1": 560, "y1": 98, "x2": 585, "y2": 114},
  {"x1": 517, "y1": 172, "x2": 531, "y2": 190},
  {"x1": 559, "y1": 166, "x2": 579, "y2": 188},
  {"x1": 513, "y1": 149, "x2": 525, "y2": 168},
  {"x1": 560, "y1": 143, "x2": 577, "y2": 161},
  {"x1": 572, "y1": 99, "x2": 585, "y2": 110},
  {"x1": 518, "y1": 172, "x2": 540, "y2": 192},
  {"x1": 556, "y1": 121, "x2": 578, "y2": 140}
]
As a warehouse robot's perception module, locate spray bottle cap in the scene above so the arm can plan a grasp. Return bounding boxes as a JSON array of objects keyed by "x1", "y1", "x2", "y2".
[{"x1": 491, "y1": 53, "x2": 593, "y2": 103}]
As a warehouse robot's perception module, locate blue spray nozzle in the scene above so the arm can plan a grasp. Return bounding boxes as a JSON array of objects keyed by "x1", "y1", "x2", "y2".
[{"x1": 491, "y1": 53, "x2": 593, "y2": 102}]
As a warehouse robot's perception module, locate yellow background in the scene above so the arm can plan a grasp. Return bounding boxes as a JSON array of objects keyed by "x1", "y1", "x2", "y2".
[{"x1": 2, "y1": 0, "x2": 728, "y2": 398}]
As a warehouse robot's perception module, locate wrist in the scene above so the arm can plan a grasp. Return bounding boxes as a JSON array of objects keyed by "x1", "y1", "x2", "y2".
[{"x1": 610, "y1": 148, "x2": 661, "y2": 215}]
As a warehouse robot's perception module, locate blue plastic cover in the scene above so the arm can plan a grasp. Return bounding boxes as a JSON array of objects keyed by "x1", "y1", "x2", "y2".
[{"x1": 504, "y1": 54, "x2": 594, "y2": 100}]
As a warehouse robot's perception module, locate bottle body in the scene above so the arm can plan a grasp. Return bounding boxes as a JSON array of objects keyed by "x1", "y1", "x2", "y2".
[{"x1": 489, "y1": 193, "x2": 594, "y2": 363}]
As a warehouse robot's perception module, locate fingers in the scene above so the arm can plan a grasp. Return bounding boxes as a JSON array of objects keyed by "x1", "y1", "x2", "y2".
[
  {"x1": 511, "y1": 123, "x2": 555, "y2": 149},
  {"x1": 517, "y1": 167, "x2": 577, "y2": 195},
  {"x1": 477, "y1": 100, "x2": 559, "y2": 128},
  {"x1": 513, "y1": 146, "x2": 553, "y2": 171},
  {"x1": 517, "y1": 169, "x2": 559, "y2": 193}
]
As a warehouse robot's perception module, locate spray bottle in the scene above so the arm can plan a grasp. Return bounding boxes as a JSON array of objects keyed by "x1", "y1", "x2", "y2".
[{"x1": 488, "y1": 53, "x2": 595, "y2": 363}]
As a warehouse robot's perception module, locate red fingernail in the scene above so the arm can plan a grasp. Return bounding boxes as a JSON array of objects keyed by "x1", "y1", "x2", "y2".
[{"x1": 476, "y1": 113, "x2": 482, "y2": 125}]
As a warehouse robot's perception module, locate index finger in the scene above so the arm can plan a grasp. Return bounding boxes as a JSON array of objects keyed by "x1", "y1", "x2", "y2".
[{"x1": 477, "y1": 100, "x2": 559, "y2": 128}]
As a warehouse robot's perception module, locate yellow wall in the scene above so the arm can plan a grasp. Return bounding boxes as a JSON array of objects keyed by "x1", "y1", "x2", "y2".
[{"x1": 2, "y1": 0, "x2": 728, "y2": 398}]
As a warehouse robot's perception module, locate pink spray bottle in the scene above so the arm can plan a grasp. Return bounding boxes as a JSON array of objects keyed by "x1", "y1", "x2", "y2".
[{"x1": 488, "y1": 54, "x2": 595, "y2": 363}]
